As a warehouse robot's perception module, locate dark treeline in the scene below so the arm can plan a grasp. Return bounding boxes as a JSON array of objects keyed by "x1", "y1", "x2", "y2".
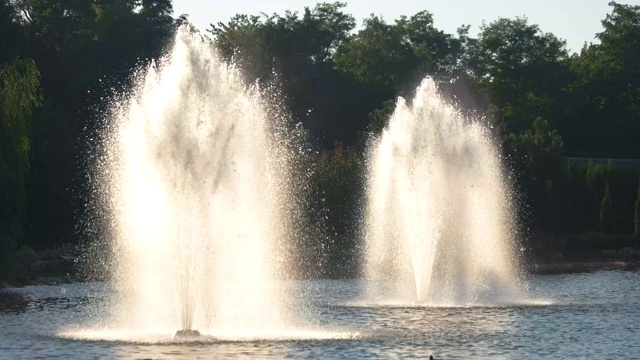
[
  {"x1": 1, "y1": 1, "x2": 640, "y2": 280},
  {"x1": 1, "y1": 0, "x2": 177, "y2": 279}
]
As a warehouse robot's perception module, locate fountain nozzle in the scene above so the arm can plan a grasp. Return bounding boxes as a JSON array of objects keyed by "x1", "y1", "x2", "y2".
[{"x1": 172, "y1": 329, "x2": 201, "y2": 339}]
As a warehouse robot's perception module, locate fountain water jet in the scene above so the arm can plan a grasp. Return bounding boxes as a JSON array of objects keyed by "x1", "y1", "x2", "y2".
[
  {"x1": 363, "y1": 78, "x2": 523, "y2": 306},
  {"x1": 94, "y1": 27, "x2": 304, "y2": 338}
]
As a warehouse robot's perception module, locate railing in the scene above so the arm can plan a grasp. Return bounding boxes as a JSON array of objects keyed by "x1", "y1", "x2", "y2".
[{"x1": 565, "y1": 157, "x2": 640, "y2": 174}]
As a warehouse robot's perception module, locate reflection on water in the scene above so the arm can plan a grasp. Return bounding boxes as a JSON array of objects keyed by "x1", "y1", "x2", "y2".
[
  {"x1": 58, "y1": 328, "x2": 362, "y2": 344},
  {"x1": 1, "y1": 271, "x2": 639, "y2": 359}
]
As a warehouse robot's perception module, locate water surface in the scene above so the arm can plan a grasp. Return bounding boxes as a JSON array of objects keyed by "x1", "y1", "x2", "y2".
[{"x1": 1, "y1": 271, "x2": 639, "y2": 359}]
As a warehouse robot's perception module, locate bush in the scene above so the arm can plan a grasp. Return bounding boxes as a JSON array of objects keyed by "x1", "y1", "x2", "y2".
[
  {"x1": 0, "y1": 241, "x2": 37, "y2": 283},
  {"x1": 0, "y1": 236, "x2": 16, "y2": 281},
  {"x1": 314, "y1": 140, "x2": 363, "y2": 276},
  {"x1": 600, "y1": 181, "x2": 615, "y2": 233},
  {"x1": 562, "y1": 232, "x2": 638, "y2": 253},
  {"x1": 39, "y1": 248, "x2": 60, "y2": 261},
  {"x1": 634, "y1": 181, "x2": 640, "y2": 234},
  {"x1": 556, "y1": 162, "x2": 638, "y2": 235}
]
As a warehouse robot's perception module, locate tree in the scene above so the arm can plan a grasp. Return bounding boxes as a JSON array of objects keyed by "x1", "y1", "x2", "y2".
[
  {"x1": 333, "y1": 10, "x2": 464, "y2": 146},
  {"x1": 465, "y1": 17, "x2": 571, "y2": 135},
  {"x1": 598, "y1": 1, "x2": 640, "y2": 115},
  {"x1": 7, "y1": 0, "x2": 177, "y2": 246},
  {"x1": 315, "y1": 141, "x2": 362, "y2": 276},
  {"x1": 507, "y1": 117, "x2": 565, "y2": 232},
  {"x1": 565, "y1": 2, "x2": 640, "y2": 157},
  {"x1": 600, "y1": 181, "x2": 615, "y2": 233},
  {"x1": 1, "y1": 0, "x2": 25, "y2": 58},
  {"x1": 334, "y1": 11, "x2": 461, "y2": 91},
  {"x1": 210, "y1": 2, "x2": 355, "y2": 82},
  {"x1": 366, "y1": 99, "x2": 396, "y2": 135},
  {"x1": 0, "y1": 57, "x2": 41, "y2": 245},
  {"x1": 334, "y1": 15, "x2": 413, "y2": 90},
  {"x1": 210, "y1": 2, "x2": 360, "y2": 146}
]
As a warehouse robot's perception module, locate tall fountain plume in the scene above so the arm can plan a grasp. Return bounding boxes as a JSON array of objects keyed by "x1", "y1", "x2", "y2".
[
  {"x1": 94, "y1": 27, "x2": 304, "y2": 337},
  {"x1": 363, "y1": 78, "x2": 522, "y2": 306}
]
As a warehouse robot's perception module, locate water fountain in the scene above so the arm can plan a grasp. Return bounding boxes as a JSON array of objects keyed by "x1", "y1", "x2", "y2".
[
  {"x1": 89, "y1": 27, "x2": 306, "y2": 340},
  {"x1": 363, "y1": 78, "x2": 523, "y2": 306}
]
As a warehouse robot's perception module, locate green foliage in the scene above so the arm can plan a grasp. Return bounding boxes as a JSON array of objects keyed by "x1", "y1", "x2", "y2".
[
  {"x1": 315, "y1": 141, "x2": 363, "y2": 273},
  {"x1": 210, "y1": 4, "x2": 468, "y2": 147},
  {"x1": 561, "y1": 232, "x2": 639, "y2": 255},
  {"x1": 0, "y1": 58, "x2": 40, "y2": 126},
  {"x1": 511, "y1": 117, "x2": 565, "y2": 181},
  {"x1": 334, "y1": 11, "x2": 461, "y2": 90},
  {"x1": 334, "y1": 15, "x2": 404, "y2": 87},
  {"x1": 466, "y1": 17, "x2": 571, "y2": 134},
  {"x1": 0, "y1": 241, "x2": 37, "y2": 283},
  {"x1": 552, "y1": 161, "x2": 638, "y2": 235},
  {"x1": 593, "y1": 164, "x2": 638, "y2": 234},
  {"x1": 0, "y1": 235, "x2": 16, "y2": 281},
  {"x1": 564, "y1": 2, "x2": 640, "y2": 157},
  {"x1": 316, "y1": 141, "x2": 362, "y2": 235},
  {"x1": 1, "y1": 1, "x2": 25, "y2": 58},
  {"x1": 600, "y1": 181, "x2": 615, "y2": 233},
  {"x1": 39, "y1": 247, "x2": 60, "y2": 261},
  {"x1": 210, "y1": 2, "x2": 362, "y2": 146},
  {"x1": 211, "y1": 2, "x2": 355, "y2": 74},
  {"x1": 0, "y1": 0, "x2": 639, "y2": 266},
  {"x1": 367, "y1": 99, "x2": 396, "y2": 135},
  {"x1": 502, "y1": 117, "x2": 565, "y2": 231},
  {"x1": 634, "y1": 181, "x2": 640, "y2": 234},
  {"x1": 3, "y1": 0, "x2": 176, "y2": 247},
  {"x1": 0, "y1": 57, "x2": 41, "y2": 245}
]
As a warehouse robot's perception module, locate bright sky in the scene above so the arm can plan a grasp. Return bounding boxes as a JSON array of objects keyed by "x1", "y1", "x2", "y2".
[{"x1": 173, "y1": 0, "x2": 640, "y2": 53}]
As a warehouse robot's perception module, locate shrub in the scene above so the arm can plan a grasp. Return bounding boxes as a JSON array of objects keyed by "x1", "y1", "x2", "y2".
[
  {"x1": 0, "y1": 236, "x2": 16, "y2": 281},
  {"x1": 600, "y1": 181, "x2": 614, "y2": 233},
  {"x1": 634, "y1": 181, "x2": 640, "y2": 234}
]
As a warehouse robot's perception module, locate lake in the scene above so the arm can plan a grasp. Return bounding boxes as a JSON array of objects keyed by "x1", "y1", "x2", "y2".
[{"x1": 1, "y1": 270, "x2": 639, "y2": 359}]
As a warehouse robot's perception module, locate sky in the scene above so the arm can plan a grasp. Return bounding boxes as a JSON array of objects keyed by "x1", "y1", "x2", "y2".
[{"x1": 172, "y1": 0, "x2": 640, "y2": 54}]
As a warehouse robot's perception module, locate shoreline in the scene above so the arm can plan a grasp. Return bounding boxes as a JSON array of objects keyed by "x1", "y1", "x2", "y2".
[
  {"x1": 527, "y1": 259, "x2": 640, "y2": 275},
  {"x1": 2, "y1": 260, "x2": 639, "y2": 288}
]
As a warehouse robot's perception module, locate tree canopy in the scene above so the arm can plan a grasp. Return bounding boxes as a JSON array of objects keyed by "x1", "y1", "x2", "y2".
[{"x1": 1, "y1": 0, "x2": 639, "y2": 260}]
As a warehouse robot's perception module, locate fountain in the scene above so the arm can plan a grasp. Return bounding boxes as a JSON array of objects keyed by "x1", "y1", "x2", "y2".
[
  {"x1": 90, "y1": 27, "x2": 306, "y2": 339},
  {"x1": 363, "y1": 79, "x2": 523, "y2": 306}
]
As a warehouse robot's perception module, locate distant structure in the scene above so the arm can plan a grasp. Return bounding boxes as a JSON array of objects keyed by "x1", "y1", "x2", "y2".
[{"x1": 566, "y1": 157, "x2": 640, "y2": 174}]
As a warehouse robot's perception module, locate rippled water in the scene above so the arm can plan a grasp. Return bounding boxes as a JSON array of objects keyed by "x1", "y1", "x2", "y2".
[{"x1": 1, "y1": 271, "x2": 639, "y2": 359}]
